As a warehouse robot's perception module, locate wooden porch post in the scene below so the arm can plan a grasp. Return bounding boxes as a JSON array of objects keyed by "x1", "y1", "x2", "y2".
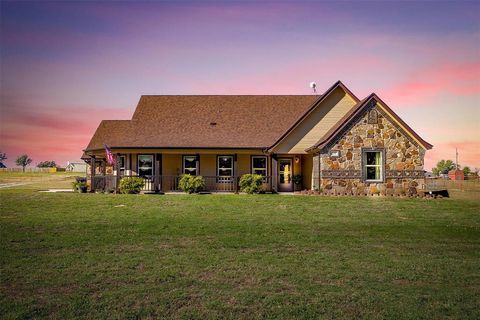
[
  {"x1": 195, "y1": 154, "x2": 200, "y2": 175},
  {"x1": 271, "y1": 154, "x2": 278, "y2": 192},
  {"x1": 233, "y1": 153, "x2": 238, "y2": 193},
  {"x1": 89, "y1": 155, "x2": 96, "y2": 193},
  {"x1": 114, "y1": 153, "x2": 121, "y2": 193},
  {"x1": 155, "y1": 154, "x2": 161, "y2": 192},
  {"x1": 101, "y1": 159, "x2": 106, "y2": 176}
]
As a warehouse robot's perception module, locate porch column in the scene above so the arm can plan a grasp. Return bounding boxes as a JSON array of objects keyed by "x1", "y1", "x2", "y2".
[
  {"x1": 312, "y1": 153, "x2": 320, "y2": 191},
  {"x1": 195, "y1": 154, "x2": 200, "y2": 175},
  {"x1": 101, "y1": 160, "x2": 106, "y2": 176},
  {"x1": 155, "y1": 154, "x2": 161, "y2": 192},
  {"x1": 271, "y1": 155, "x2": 278, "y2": 192},
  {"x1": 114, "y1": 153, "x2": 121, "y2": 193},
  {"x1": 89, "y1": 155, "x2": 96, "y2": 193},
  {"x1": 233, "y1": 154, "x2": 238, "y2": 193}
]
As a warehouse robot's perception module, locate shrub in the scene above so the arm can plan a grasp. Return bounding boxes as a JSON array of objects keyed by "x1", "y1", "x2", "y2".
[
  {"x1": 71, "y1": 181, "x2": 87, "y2": 193},
  {"x1": 292, "y1": 174, "x2": 302, "y2": 185},
  {"x1": 119, "y1": 177, "x2": 145, "y2": 194},
  {"x1": 239, "y1": 174, "x2": 263, "y2": 194},
  {"x1": 179, "y1": 174, "x2": 205, "y2": 194}
]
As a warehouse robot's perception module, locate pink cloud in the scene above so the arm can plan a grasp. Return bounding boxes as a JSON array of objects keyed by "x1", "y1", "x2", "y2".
[
  {"x1": 0, "y1": 95, "x2": 132, "y2": 167},
  {"x1": 425, "y1": 140, "x2": 480, "y2": 171},
  {"x1": 379, "y1": 61, "x2": 480, "y2": 105}
]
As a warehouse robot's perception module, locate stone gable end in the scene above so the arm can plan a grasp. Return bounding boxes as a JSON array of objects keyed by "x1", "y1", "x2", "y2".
[{"x1": 318, "y1": 101, "x2": 425, "y2": 195}]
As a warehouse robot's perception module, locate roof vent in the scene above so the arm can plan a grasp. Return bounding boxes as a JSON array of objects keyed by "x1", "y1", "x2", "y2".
[{"x1": 210, "y1": 122, "x2": 217, "y2": 126}]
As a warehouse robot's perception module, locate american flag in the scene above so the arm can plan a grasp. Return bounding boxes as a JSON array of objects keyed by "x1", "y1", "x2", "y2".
[{"x1": 105, "y1": 145, "x2": 115, "y2": 165}]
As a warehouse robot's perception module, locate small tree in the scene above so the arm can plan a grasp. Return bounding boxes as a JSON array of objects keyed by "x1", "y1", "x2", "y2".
[
  {"x1": 16, "y1": 155, "x2": 32, "y2": 172},
  {"x1": 463, "y1": 166, "x2": 471, "y2": 176},
  {"x1": 432, "y1": 160, "x2": 456, "y2": 176},
  {"x1": 0, "y1": 152, "x2": 6, "y2": 166},
  {"x1": 37, "y1": 161, "x2": 57, "y2": 168}
]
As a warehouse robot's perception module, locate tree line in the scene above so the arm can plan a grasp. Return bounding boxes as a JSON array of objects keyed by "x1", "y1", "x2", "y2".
[{"x1": 0, "y1": 152, "x2": 58, "y2": 172}]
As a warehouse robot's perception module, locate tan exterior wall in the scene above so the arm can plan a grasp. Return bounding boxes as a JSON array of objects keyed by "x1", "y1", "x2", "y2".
[
  {"x1": 273, "y1": 87, "x2": 357, "y2": 154},
  {"x1": 302, "y1": 154, "x2": 313, "y2": 190},
  {"x1": 86, "y1": 149, "x2": 309, "y2": 191}
]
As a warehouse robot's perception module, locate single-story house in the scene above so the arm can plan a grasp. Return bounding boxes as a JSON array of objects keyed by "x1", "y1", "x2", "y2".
[
  {"x1": 82, "y1": 81, "x2": 432, "y2": 193},
  {"x1": 65, "y1": 160, "x2": 87, "y2": 173}
]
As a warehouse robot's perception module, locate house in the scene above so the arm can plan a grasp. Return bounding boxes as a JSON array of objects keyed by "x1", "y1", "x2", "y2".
[
  {"x1": 82, "y1": 81, "x2": 432, "y2": 194},
  {"x1": 65, "y1": 160, "x2": 87, "y2": 173}
]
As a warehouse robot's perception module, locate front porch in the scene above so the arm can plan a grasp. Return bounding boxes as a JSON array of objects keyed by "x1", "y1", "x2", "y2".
[
  {"x1": 91, "y1": 174, "x2": 273, "y2": 193},
  {"x1": 85, "y1": 150, "x2": 312, "y2": 193}
]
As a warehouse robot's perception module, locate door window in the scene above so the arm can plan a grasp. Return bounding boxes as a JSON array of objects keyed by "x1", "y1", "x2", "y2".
[{"x1": 279, "y1": 159, "x2": 292, "y2": 184}]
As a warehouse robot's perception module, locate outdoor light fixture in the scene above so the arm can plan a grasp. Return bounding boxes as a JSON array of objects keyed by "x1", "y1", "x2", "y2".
[{"x1": 295, "y1": 156, "x2": 300, "y2": 163}]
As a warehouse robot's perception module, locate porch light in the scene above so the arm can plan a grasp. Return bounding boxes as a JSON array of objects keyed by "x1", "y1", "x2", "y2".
[{"x1": 295, "y1": 156, "x2": 300, "y2": 164}]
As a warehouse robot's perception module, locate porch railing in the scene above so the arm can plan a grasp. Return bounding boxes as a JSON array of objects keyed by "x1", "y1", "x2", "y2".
[{"x1": 90, "y1": 175, "x2": 273, "y2": 193}]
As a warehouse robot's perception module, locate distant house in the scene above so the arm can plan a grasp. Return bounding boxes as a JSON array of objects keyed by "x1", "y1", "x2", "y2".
[
  {"x1": 0, "y1": 163, "x2": 6, "y2": 168},
  {"x1": 65, "y1": 160, "x2": 87, "y2": 173},
  {"x1": 82, "y1": 81, "x2": 432, "y2": 193},
  {"x1": 448, "y1": 169, "x2": 464, "y2": 180}
]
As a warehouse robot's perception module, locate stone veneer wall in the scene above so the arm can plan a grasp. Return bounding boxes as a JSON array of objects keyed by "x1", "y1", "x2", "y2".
[{"x1": 318, "y1": 103, "x2": 426, "y2": 195}]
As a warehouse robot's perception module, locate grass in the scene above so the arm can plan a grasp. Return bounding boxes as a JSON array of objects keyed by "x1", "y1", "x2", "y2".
[{"x1": 0, "y1": 175, "x2": 479, "y2": 319}]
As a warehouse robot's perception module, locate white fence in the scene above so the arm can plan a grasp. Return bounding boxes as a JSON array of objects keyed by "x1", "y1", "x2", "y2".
[{"x1": 0, "y1": 167, "x2": 57, "y2": 173}]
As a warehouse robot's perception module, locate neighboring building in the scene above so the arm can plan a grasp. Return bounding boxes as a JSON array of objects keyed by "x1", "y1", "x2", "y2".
[
  {"x1": 448, "y1": 169, "x2": 464, "y2": 181},
  {"x1": 82, "y1": 81, "x2": 432, "y2": 193},
  {"x1": 65, "y1": 160, "x2": 87, "y2": 173},
  {"x1": 0, "y1": 163, "x2": 6, "y2": 168}
]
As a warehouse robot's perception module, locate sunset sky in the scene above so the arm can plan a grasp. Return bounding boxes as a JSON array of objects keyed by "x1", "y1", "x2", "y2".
[{"x1": 0, "y1": 1, "x2": 479, "y2": 170}]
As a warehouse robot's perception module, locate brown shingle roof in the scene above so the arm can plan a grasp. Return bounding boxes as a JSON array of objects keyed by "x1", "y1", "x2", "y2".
[{"x1": 84, "y1": 95, "x2": 319, "y2": 151}]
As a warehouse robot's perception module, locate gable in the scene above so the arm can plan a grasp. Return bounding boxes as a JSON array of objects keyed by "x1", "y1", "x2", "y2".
[
  {"x1": 270, "y1": 86, "x2": 358, "y2": 154},
  {"x1": 308, "y1": 95, "x2": 433, "y2": 153}
]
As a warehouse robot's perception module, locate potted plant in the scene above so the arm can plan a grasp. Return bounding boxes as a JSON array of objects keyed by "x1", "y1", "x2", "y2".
[
  {"x1": 292, "y1": 174, "x2": 302, "y2": 191},
  {"x1": 72, "y1": 181, "x2": 87, "y2": 193}
]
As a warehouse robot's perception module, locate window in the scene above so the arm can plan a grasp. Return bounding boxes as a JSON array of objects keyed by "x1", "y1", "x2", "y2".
[
  {"x1": 368, "y1": 109, "x2": 378, "y2": 124},
  {"x1": 138, "y1": 155, "x2": 153, "y2": 177},
  {"x1": 119, "y1": 155, "x2": 126, "y2": 176},
  {"x1": 183, "y1": 155, "x2": 197, "y2": 175},
  {"x1": 251, "y1": 156, "x2": 267, "y2": 176},
  {"x1": 217, "y1": 156, "x2": 233, "y2": 177},
  {"x1": 363, "y1": 150, "x2": 383, "y2": 181}
]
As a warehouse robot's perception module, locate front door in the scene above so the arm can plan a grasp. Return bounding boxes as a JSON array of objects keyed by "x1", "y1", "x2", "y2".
[{"x1": 278, "y1": 158, "x2": 293, "y2": 192}]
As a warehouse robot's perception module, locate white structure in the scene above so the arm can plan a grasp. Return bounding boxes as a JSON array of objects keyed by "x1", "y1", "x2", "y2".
[{"x1": 65, "y1": 160, "x2": 87, "y2": 173}]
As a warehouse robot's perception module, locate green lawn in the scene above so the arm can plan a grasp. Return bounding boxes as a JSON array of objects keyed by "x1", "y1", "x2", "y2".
[{"x1": 1, "y1": 181, "x2": 479, "y2": 319}]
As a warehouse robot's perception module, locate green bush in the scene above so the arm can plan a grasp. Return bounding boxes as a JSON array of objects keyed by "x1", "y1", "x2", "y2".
[
  {"x1": 239, "y1": 174, "x2": 263, "y2": 194},
  {"x1": 71, "y1": 181, "x2": 87, "y2": 193},
  {"x1": 119, "y1": 177, "x2": 145, "y2": 194},
  {"x1": 179, "y1": 174, "x2": 205, "y2": 194}
]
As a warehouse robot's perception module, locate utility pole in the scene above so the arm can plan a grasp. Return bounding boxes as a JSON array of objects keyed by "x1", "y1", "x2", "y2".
[{"x1": 455, "y1": 148, "x2": 459, "y2": 170}]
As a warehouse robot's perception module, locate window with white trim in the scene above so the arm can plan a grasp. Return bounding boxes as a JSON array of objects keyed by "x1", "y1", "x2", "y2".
[
  {"x1": 363, "y1": 150, "x2": 383, "y2": 181},
  {"x1": 119, "y1": 155, "x2": 126, "y2": 176},
  {"x1": 138, "y1": 155, "x2": 153, "y2": 177},
  {"x1": 251, "y1": 156, "x2": 267, "y2": 176},
  {"x1": 183, "y1": 155, "x2": 197, "y2": 175},
  {"x1": 217, "y1": 156, "x2": 233, "y2": 177}
]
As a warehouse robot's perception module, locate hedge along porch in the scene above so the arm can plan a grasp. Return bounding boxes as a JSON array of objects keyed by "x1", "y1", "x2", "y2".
[{"x1": 85, "y1": 149, "x2": 308, "y2": 193}]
